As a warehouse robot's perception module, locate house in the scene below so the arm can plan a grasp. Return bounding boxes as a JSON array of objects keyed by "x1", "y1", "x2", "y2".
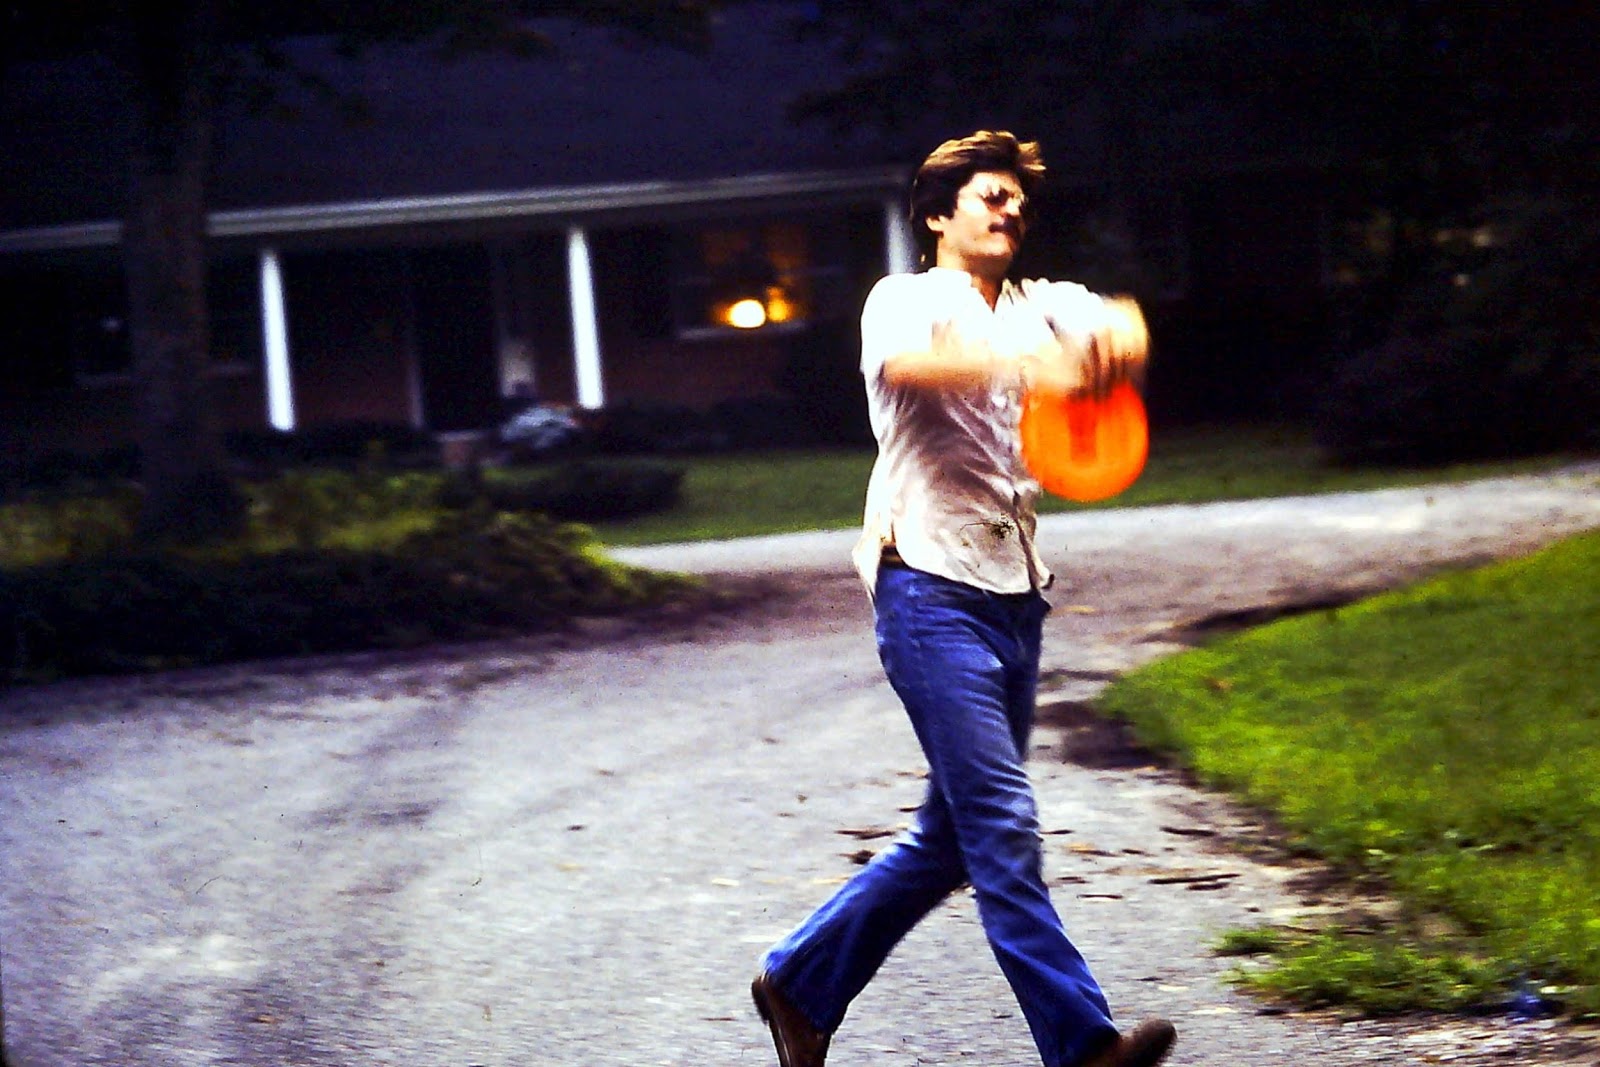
[
  {"x1": 1, "y1": 4, "x2": 1347, "y2": 468},
  {"x1": 0, "y1": 5, "x2": 930, "y2": 463}
]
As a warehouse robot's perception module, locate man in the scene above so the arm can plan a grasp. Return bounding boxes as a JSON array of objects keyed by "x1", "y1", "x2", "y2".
[{"x1": 751, "y1": 131, "x2": 1176, "y2": 1067}]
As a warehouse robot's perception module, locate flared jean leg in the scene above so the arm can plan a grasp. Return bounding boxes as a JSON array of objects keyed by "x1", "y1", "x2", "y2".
[
  {"x1": 759, "y1": 783, "x2": 968, "y2": 1032},
  {"x1": 759, "y1": 565, "x2": 1117, "y2": 1066},
  {"x1": 878, "y1": 569, "x2": 1115, "y2": 1067}
]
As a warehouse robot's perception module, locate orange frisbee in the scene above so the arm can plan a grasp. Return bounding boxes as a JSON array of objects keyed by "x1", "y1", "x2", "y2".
[{"x1": 1020, "y1": 380, "x2": 1149, "y2": 502}]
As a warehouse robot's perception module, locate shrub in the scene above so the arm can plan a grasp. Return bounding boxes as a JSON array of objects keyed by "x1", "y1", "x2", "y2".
[
  {"x1": 138, "y1": 468, "x2": 252, "y2": 546},
  {"x1": 225, "y1": 420, "x2": 440, "y2": 472},
  {"x1": 246, "y1": 467, "x2": 441, "y2": 549},
  {"x1": 1318, "y1": 195, "x2": 1600, "y2": 463},
  {"x1": 588, "y1": 391, "x2": 862, "y2": 456},
  {"x1": 0, "y1": 489, "x2": 140, "y2": 567},
  {"x1": 0, "y1": 446, "x2": 140, "y2": 502},
  {"x1": 442, "y1": 459, "x2": 684, "y2": 523},
  {"x1": 2, "y1": 457, "x2": 685, "y2": 569},
  {"x1": 0, "y1": 509, "x2": 693, "y2": 683},
  {"x1": 778, "y1": 317, "x2": 872, "y2": 446},
  {"x1": 589, "y1": 401, "x2": 728, "y2": 455},
  {"x1": 708, "y1": 395, "x2": 814, "y2": 450}
]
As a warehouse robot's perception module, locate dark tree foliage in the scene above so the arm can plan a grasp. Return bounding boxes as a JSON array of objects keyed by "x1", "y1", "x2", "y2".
[
  {"x1": 1174, "y1": 2, "x2": 1600, "y2": 458},
  {"x1": 1, "y1": 0, "x2": 720, "y2": 544},
  {"x1": 793, "y1": 0, "x2": 1598, "y2": 300},
  {"x1": 792, "y1": 1, "x2": 1600, "y2": 457},
  {"x1": 788, "y1": 1, "x2": 1151, "y2": 133},
  {"x1": 1153, "y1": 1, "x2": 1600, "y2": 304},
  {"x1": 1317, "y1": 195, "x2": 1600, "y2": 463},
  {"x1": 787, "y1": 0, "x2": 1175, "y2": 282}
]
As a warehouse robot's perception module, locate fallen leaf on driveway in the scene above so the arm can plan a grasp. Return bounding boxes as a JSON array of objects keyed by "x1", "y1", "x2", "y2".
[{"x1": 1147, "y1": 871, "x2": 1239, "y2": 886}]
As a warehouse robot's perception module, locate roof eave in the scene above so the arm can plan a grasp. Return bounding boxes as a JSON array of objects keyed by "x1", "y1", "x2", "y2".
[{"x1": 0, "y1": 166, "x2": 910, "y2": 254}]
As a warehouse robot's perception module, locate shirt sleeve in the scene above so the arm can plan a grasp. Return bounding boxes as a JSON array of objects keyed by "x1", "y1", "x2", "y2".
[
  {"x1": 1019, "y1": 278, "x2": 1106, "y2": 339},
  {"x1": 859, "y1": 275, "x2": 933, "y2": 381}
]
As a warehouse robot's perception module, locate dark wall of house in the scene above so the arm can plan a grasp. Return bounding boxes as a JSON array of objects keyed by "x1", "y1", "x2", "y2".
[
  {"x1": 0, "y1": 258, "x2": 269, "y2": 462},
  {"x1": 411, "y1": 246, "x2": 500, "y2": 433},
  {"x1": 611, "y1": 334, "x2": 794, "y2": 407},
  {"x1": 0, "y1": 381, "x2": 131, "y2": 462},
  {"x1": 0, "y1": 261, "x2": 123, "y2": 459},
  {"x1": 513, "y1": 232, "x2": 578, "y2": 409},
  {"x1": 0, "y1": 375, "x2": 271, "y2": 464},
  {"x1": 283, "y1": 249, "x2": 419, "y2": 429},
  {"x1": 587, "y1": 225, "x2": 802, "y2": 408},
  {"x1": 586, "y1": 212, "x2": 886, "y2": 418}
]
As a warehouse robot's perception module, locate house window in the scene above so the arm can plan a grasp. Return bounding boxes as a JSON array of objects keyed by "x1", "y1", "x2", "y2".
[
  {"x1": 68, "y1": 267, "x2": 133, "y2": 383},
  {"x1": 207, "y1": 257, "x2": 263, "y2": 374},
  {"x1": 0, "y1": 266, "x2": 124, "y2": 387},
  {"x1": 672, "y1": 219, "x2": 841, "y2": 337},
  {"x1": 2, "y1": 260, "x2": 263, "y2": 390},
  {"x1": 74, "y1": 313, "x2": 131, "y2": 380},
  {"x1": 76, "y1": 259, "x2": 262, "y2": 384}
]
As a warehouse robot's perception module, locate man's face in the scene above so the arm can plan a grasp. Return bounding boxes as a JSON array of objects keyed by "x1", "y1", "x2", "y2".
[{"x1": 927, "y1": 169, "x2": 1028, "y2": 273}]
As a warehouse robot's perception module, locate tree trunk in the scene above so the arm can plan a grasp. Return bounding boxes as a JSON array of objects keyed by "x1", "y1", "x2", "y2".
[{"x1": 118, "y1": 1, "x2": 240, "y2": 543}]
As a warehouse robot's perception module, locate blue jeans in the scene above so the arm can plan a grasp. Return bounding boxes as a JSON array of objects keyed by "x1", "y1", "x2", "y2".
[{"x1": 760, "y1": 564, "x2": 1117, "y2": 1067}]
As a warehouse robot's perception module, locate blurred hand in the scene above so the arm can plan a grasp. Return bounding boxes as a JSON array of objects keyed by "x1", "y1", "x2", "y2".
[
  {"x1": 1027, "y1": 295, "x2": 1149, "y2": 398},
  {"x1": 1019, "y1": 336, "x2": 1086, "y2": 396},
  {"x1": 1083, "y1": 296, "x2": 1149, "y2": 397}
]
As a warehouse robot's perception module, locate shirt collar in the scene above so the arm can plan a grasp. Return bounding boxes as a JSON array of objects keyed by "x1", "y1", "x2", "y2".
[{"x1": 923, "y1": 267, "x2": 1019, "y2": 302}]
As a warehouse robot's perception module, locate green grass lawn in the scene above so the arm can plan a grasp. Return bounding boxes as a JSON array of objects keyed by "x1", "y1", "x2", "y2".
[
  {"x1": 589, "y1": 424, "x2": 1579, "y2": 546},
  {"x1": 1099, "y1": 529, "x2": 1600, "y2": 1016}
]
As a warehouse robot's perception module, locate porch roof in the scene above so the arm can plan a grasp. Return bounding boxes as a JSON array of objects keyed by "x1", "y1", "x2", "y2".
[{"x1": 0, "y1": 165, "x2": 908, "y2": 254}]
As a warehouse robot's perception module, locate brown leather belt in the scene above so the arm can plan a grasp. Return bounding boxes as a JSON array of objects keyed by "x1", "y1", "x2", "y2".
[{"x1": 880, "y1": 544, "x2": 906, "y2": 567}]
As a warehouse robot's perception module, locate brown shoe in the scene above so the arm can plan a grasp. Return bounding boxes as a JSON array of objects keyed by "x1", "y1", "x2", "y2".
[
  {"x1": 751, "y1": 972, "x2": 832, "y2": 1067},
  {"x1": 1077, "y1": 1019, "x2": 1177, "y2": 1067}
]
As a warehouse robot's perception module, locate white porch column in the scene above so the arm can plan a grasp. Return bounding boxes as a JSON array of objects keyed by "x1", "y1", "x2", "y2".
[
  {"x1": 258, "y1": 247, "x2": 296, "y2": 431},
  {"x1": 565, "y1": 225, "x2": 605, "y2": 409},
  {"x1": 884, "y1": 197, "x2": 917, "y2": 275}
]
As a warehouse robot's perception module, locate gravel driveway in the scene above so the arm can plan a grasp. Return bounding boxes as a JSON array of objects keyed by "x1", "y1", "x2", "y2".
[{"x1": 2, "y1": 468, "x2": 1598, "y2": 1066}]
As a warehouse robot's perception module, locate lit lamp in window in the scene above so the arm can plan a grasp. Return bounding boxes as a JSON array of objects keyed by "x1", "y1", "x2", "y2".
[
  {"x1": 764, "y1": 285, "x2": 795, "y2": 324},
  {"x1": 712, "y1": 248, "x2": 780, "y2": 330},
  {"x1": 725, "y1": 297, "x2": 768, "y2": 329}
]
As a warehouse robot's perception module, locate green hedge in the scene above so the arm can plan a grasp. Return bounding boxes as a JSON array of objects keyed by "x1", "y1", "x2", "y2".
[
  {"x1": 1318, "y1": 195, "x2": 1600, "y2": 464},
  {"x1": 0, "y1": 509, "x2": 693, "y2": 684},
  {"x1": 1, "y1": 459, "x2": 685, "y2": 566},
  {"x1": 447, "y1": 460, "x2": 684, "y2": 523}
]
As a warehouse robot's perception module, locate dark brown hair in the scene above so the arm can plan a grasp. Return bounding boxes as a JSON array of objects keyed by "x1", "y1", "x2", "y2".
[{"x1": 908, "y1": 130, "x2": 1046, "y2": 257}]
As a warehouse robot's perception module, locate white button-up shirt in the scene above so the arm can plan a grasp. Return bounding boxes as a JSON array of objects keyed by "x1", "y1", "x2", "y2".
[{"x1": 851, "y1": 268, "x2": 1106, "y2": 598}]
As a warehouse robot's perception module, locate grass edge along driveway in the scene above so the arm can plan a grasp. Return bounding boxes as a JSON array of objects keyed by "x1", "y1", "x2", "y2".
[{"x1": 1099, "y1": 528, "x2": 1600, "y2": 1018}]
